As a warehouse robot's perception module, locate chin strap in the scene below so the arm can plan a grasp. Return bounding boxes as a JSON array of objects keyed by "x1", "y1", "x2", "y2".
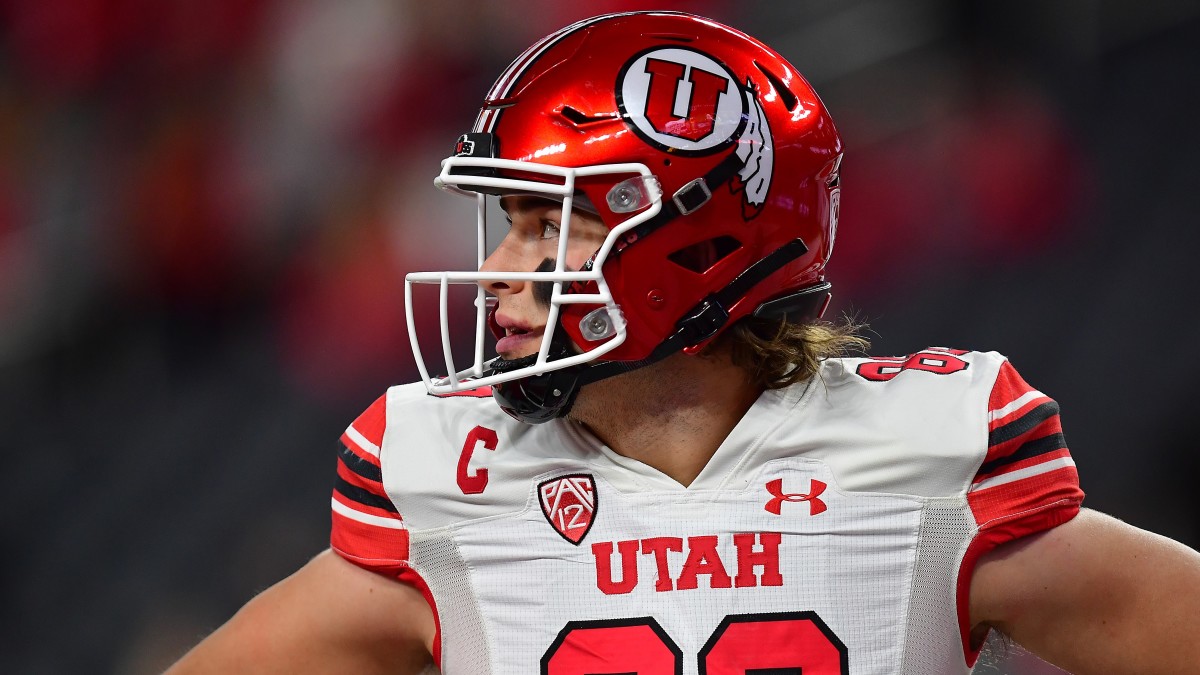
[
  {"x1": 486, "y1": 335, "x2": 586, "y2": 424},
  {"x1": 490, "y1": 238, "x2": 828, "y2": 424}
]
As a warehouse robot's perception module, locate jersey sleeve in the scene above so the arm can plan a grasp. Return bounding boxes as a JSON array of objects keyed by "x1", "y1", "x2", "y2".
[
  {"x1": 967, "y1": 359, "x2": 1084, "y2": 529},
  {"x1": 329, "y1": 394, "x2": 411, "y2": 575},
  {"x1": 957, "y1": 358, "x2": 1085, "y2": 664}
]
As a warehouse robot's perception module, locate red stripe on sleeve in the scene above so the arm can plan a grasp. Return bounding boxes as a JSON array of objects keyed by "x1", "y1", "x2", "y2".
[
  {"x1": 330, "y1": 393, "x2": 413, "y2": 572},
  {"x1": 968, "y1": 465, "x2": 1083, "y2": 525},
  {"x1": 989, "y1": 392, "x2": 1051, "y2": 427},
  {"x1": 349, "y1": 394, "x2": 388, "y2": 448},
  {"x1": 340, "y1": 431, "x2": 382, "y2": 464},
  {"x1": 332, "y1": 485, "x2": 402, "y2": 522},
  {"x1": 973, "y1": 448, "x2": 1074, "y2": 486},
  {"x1": 979, "y1": 359, "x2": 1069, "y2": 477},
  {"x1": 987, "y1": 361, "x2": 1038, "y2": 420},
  {"x1": 331, "y1": 509, "x2": 410, "y2": 572}
]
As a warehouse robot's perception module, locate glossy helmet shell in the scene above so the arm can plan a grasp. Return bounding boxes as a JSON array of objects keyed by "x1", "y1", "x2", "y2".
[{"x1": 472, "y1": 11, "x2": 842, "y2": 362}]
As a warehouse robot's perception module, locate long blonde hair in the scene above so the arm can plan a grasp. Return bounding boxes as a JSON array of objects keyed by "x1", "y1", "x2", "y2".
[{"x1": 720, "y1": 315, "x2": 870, "y2": 389}]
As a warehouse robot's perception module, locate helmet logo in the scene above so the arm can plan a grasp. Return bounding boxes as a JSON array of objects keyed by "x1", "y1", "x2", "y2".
[
  {"x1": 643, "y1": 59, "x2": 727, "y2": 142},
  {"x1": 618, "y1": 47, "x2": 746, "y2": 155}
]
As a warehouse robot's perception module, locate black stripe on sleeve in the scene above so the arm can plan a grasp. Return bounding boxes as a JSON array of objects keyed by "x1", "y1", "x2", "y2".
[
  {"x1": 989, "y1": 401, "x2": 1061, "y2": 447},
  {"x1": 977, "y1": 433, "x2": 1068, "y2": 477},
  {"x1": 334, "y1": 475, "x2": 399, "y2": 513},
  {"x1": 338, "y1": 441, "x2": 382, "y2": 482}
]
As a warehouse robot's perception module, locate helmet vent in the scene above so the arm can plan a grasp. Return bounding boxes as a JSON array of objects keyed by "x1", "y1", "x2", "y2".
[
  {"x1": 668, "y1": 236, "x2": 742, "y2": 274},
  {"x1": 754, "y1": 61, "x2": 799, "y2": 112},
  {"x1": 558, "y1": 105, "x2": 618, "y2": 127}
]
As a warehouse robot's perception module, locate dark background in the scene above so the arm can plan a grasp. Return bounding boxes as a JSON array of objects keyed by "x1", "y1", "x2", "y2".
[{"x1": 2, "y1": 1, "x2": 1197, "y2": 673}]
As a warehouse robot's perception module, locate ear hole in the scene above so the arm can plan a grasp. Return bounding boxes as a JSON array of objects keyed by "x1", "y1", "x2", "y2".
[
  {"x1": 754, "y1": 61, "x2": 799, "y2": 111},
  {"x1": 667, "y1": 236, "x2": 742, "y2": 274}
]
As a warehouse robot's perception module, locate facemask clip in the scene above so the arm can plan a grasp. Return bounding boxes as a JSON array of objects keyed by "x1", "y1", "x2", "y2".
[
  {"x1": 579, "y1": 306, "x2": 625, "y2": 342},
  {"x1": 606, "y1": 175, "x2": 661, "y2": 213}
]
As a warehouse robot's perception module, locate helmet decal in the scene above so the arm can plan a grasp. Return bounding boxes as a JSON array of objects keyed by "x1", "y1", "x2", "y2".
[
  {"x1": 617, "y1": 47, "x2": 746, "y2": 154},
  {"x1": 731, "y1": 78, "x2": 774, "y2": 220},
  {"x1": 826, "y1": 187, "x2": 841, "y2": 260}
]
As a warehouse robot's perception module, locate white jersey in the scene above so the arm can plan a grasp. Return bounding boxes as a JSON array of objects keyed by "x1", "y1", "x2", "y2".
[{"x1": 331, "y1": 348, "x2": 1082, "y2": 674}]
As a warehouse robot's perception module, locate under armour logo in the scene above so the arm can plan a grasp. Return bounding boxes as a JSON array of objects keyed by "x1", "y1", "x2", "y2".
[{"x1": 764, "y1": 478, "x2": 827, "y2": 516}]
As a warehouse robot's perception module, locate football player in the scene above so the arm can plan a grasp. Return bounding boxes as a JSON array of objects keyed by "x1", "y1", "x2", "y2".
[{"x1": 169, "y1": 11, "x2": 1200, "y2": 674}]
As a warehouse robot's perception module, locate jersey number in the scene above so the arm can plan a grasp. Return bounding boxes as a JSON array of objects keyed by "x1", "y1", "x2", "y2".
[
  {"x1": 541, "y1": 612, "x2": 848, "y2": 674},
  {"x1": 855, "y1": 348, "x2": 969, "y2": 382}
]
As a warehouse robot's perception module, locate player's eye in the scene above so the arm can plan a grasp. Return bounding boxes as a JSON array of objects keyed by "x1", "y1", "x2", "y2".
[{"x1": 540, "y1": 219, "x2": 561, "y2": 240}]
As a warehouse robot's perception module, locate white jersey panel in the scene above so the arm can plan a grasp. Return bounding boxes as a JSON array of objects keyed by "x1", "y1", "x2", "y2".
[{"x1": 447, "y1": 460, "x2": 927, "y2": 674}]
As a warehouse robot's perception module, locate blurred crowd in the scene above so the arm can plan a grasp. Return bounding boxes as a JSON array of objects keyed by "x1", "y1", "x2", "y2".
[{"x1": 1, "y1": 1, "x2": 1196, "y2": 673}]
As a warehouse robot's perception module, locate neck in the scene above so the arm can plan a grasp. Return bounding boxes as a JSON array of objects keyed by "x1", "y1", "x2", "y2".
[{"x1": 567, "y1": 345, "x2": 762, "y2": 487}]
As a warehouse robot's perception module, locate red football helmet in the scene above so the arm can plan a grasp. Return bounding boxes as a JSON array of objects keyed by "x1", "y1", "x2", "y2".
[{"x1": 406, "y1": 11, "x2": 843, "y2": 422}]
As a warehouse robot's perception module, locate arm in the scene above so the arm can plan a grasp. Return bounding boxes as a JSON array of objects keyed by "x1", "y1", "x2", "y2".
[
  {"x1": 167, "y1": 549, "x2": 435, "y2": 675},
  {"x1": 970, "y1": 507, "x2": 1200, "y2": 674}
]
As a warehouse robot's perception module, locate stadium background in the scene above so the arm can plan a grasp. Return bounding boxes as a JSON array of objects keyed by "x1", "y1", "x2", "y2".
[{"x1": 1, "y1": 1, "x2": 1197, "y2": 673}]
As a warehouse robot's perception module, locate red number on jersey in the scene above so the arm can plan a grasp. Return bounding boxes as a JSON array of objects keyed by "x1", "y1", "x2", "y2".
[
  {"x1": 541, "y1": 618, "x2": 681, "y2": 675},
  {"x1": 541, "y1": 612, "x2": 847, "y2": 674},
  {"x1": 856, "y1": 348, "x2": 969, "y2": 382},
  {"x1": 700, "y1": 612, "x2": 848, "y2": 674}
]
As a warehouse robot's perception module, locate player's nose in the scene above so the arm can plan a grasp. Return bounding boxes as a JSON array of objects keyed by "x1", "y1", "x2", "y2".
[{"x1": 478, "y1": 236, "x2": 528, "y2": 296}]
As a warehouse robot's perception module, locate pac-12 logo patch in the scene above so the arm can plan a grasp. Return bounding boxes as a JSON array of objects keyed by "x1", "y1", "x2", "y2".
[{"x1": 538, "y1": 474, "x2": 597, "y2": 545}]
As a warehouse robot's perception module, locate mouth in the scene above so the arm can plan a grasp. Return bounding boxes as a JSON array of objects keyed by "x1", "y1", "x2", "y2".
[
  {"x1": 490, "y1": 309, "x2": 545, "y2": 358},
  {"x1": 495, "y1": 327, "x2": 545, "y2": 359}
]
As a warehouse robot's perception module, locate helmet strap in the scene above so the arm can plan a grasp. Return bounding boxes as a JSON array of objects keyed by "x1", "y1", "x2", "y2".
[
  {"x1": 491, "y1": 238, "x2": 824, "y2": 424},
  {"x1": 610, "y1": 150, "x2": 747, "y2": 256}
]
